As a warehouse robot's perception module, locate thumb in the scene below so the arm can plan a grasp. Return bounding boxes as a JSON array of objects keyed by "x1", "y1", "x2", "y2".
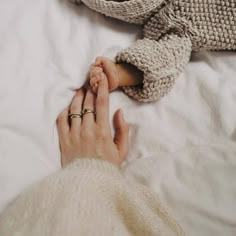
[{"x1": 113, "y1": 109, "x2": 129, "y2": 162}]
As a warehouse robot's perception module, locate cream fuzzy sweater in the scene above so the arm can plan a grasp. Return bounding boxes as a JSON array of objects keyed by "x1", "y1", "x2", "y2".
[
  {"x1": 0, "y1": 159, "x2": 185, "y2": 236},
  {"x1": 73, "y1": 0, "x2": 236, "y2": 102}
]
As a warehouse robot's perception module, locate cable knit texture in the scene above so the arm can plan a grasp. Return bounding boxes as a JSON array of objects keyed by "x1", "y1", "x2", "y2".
[
  {"x1": 73, "y1": 0, "x2": 236, "y2": 102},
  {"x1": 0, "y1": 159, "x2": 185, "y2": 236}
]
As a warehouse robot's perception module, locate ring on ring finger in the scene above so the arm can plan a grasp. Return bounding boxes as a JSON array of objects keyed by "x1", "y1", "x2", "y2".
[
  {"x1": 68, "y1": 113, "x2": 83, "y2": 126},
  {"x1": 68, "y1": 113, "x2": 83, "y2": 120}
]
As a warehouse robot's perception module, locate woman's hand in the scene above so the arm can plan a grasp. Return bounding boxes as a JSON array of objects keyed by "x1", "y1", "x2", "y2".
[{"x1": 57, "y1": 77, "x2": 129, "y2": 168}]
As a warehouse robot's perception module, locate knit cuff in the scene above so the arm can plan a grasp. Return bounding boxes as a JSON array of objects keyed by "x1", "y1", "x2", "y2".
[
  {"x1": 116, "y1": 35, "x2": 192, "y2": 102},
  {"x1": 64, "y1": 158, "x2": 122, "y2": 178}
]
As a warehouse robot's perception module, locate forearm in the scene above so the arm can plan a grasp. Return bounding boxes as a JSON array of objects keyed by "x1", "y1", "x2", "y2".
[{"x1": 116, "y1": 63, "x2": 143, "y2": 87}]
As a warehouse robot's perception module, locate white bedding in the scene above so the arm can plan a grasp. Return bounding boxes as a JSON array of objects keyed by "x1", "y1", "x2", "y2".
[{"x1": 0, "y1": 0, "x2": 236, "y2": 235}]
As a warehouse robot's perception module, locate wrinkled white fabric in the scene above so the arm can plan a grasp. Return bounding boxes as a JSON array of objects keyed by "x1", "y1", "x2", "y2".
[{"x1": 0, "y1": 0, "x2": 236, "y2": 235}]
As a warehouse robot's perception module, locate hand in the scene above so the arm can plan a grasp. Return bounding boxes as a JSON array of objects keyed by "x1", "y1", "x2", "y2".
[
  {"x1": 90, "y1": 56, "x2": 144, "y2": 94},
  {"x1": 57, "y1": 78, "x2": 129, "y2": 168},
  {"x1": 90, "y1": 57, "x2": 119, "y2": 93}
]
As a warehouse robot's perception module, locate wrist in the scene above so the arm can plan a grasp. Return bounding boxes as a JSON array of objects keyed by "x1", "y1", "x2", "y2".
[
  {"x1": 65, "y1": 158, "x2": 121, "y2": 176},
  {"x1": 115, "y1": 63, "x2": 143, "y2": 87}
]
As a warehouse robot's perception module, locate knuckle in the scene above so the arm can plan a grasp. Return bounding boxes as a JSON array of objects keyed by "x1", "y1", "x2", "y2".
[
  {"x1": 57, "y1": 115, "x2": 67, "y2": 125},
  {"x1": 80, "y1": 129, "x2": 93, "y2": 140},
  {"x1": 91, "y1": 70, "x2": 102, "y2": 81},
  {"x1": 75, "y1": 89, "x2": 84, "y2": 98},
  {"x1": 97, "y1": 128, "x2": 109, "y2": 140},
  {"x1": 57, "y1": 114, "x2": 64, "y2": 123}
]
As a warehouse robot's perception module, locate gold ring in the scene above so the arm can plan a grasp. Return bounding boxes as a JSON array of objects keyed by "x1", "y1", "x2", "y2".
[
  {"x1": 68, "y1": 113, "x2": 82, "y2": 119},
  {"x1": 82, "y1": 108, "x2": 96, "y2": 116}
]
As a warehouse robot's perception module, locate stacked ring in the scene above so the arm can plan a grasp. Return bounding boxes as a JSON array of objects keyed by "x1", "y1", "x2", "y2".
[
  {"x1": 68, "y1": 113, "x2": 82, "y2": 120},
  {"x1": 82, "y1": 108, "x2": 96, "y2": 116},
  {"x1": 68, "y1": 108, "x2": 96, "y2": 121}
]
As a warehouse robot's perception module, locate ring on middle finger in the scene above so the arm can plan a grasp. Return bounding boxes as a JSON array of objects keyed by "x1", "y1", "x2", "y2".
[{"x1": 82, "y1": 108, "x2": 96, "y2": 116}]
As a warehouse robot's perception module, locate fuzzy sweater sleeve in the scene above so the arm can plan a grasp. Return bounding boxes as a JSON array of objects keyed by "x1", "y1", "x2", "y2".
[
  {"x1": 0, "y1": 159, "x2": 185, "y2": 236},
  {"x1": 116, "y1": 34, "x2": 192, "y2": 102}
]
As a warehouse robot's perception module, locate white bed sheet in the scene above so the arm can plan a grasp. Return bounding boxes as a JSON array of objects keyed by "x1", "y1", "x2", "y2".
[{"x1": 0, "y1": 0, "x2": 236, "y2": 235}]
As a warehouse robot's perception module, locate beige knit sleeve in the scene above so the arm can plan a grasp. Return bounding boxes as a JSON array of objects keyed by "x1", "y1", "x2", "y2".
[
  {"x1": 0, "y1": 159, "x2": 185, "y2": 236},
  {"x1": 72, "y1": 0, "x2": 161, "y2": 24},
  {"x1": 116, "y1": 34, "x2": 192, "y2": 102}
]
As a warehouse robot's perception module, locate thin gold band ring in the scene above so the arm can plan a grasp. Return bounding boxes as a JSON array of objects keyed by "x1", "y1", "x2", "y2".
[
  {"x1": 82, "y1": 108, "x2": 96, "y2": 116},
  {"x1": 68, "y1": 113, "x2": 82, "y2": 120}
]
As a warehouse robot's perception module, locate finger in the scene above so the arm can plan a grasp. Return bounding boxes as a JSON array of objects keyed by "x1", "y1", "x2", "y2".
[
  {"x1": 82, "y1": 87, "x2": 96, "y2": 127},
  {"x1": 113, "y1": 109, "x2": 129, "y2": 162},
  {"x1": 69, "y1": 89, "x2": 84, "y2": 133},
  {"x1": 90, "y1": 75, "x2": 103, "y2": 87},
  {"x1": 95, "y1": 57, "x2": 104, "y2": 66},
  {"x1": 57, "y1": 107, "x2": 70, "y2": 142},
  {"x1": 91, "y1": 83, "x2": 98, "y2": 94},
  {"x1": 96, "y1": 74, "x2": 109, "y2": 128},
  {"x1": 90, "y1": 74, "x2": 104, "y2": 94},
  {"x1": 90, "y1": 66, "x2": 103, "y2": 78}
]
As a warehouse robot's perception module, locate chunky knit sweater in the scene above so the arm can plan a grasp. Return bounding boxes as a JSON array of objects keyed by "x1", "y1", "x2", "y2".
[
  {"x1": 73, "y1": 0, "x2": 236, "y2": 102},
  {"x1": 0, "y1": 159, "x2": 184, "y2": 236}
]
